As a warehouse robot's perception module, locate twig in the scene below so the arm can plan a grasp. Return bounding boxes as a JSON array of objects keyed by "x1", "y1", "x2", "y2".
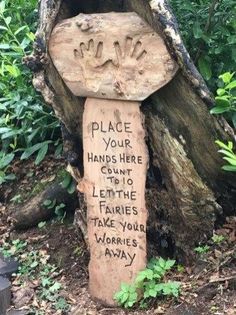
[
  {"x1": 209, "y1": 274, "x2": 236, "y2": 284},
  {"x1": 100, "y1": 308, "x2": 119, "y2": 313}
]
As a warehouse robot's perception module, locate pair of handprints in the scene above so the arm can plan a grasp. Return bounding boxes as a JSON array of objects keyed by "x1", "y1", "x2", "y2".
[{"x1": 73, "y1": 37, "x2": 147, "y2": 70}]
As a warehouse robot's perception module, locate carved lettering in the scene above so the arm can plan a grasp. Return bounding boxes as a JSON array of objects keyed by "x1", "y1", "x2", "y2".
[{"x1": 82, "y1": 98, "x2": 148, "y2": 304}]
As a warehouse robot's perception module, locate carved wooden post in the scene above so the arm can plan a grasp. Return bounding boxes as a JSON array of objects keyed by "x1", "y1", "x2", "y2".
[{"x1": 49, "y1": 12, "x2": 178, "y2": 305}]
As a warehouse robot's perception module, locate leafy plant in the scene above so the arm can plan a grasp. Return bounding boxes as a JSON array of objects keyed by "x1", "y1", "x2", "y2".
[
  {"x1": 114, "y1": 257, "x2": 180, "y2": 309},
  {"x1": 0, "y1": 0, "x2": 61, "y2": 183},
  {"x1": 210, "y1": 72, "x2": 236, "y2": 126},
  {"x1": 215, "y1": 140, "x2": 236, "y2": 172},
  {"x1": 211, "y1": 234, "x2": 225, "y2": 244},
  {"x1": 0, "y1": 239, "x2": 27, "y2": 257},
  {"x1": 43, "y1": 199, "x2": 66, "y2": 221},
  {"x1": 194, "y1": 245, "x2": 210, "y2": 255},
  {"x1": 0, "y1": 239, "x2": 71, "y2": 312}
]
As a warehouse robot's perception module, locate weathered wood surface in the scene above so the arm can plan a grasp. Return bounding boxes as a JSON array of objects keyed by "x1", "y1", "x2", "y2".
[
  {"x1": 0, "y1": 276, "x2": 11, "y2": 315},
  {"x1": 79, "y1": 98, "x2": 148, "y2": 305},
  {"x1": 49, "y1": 12, "x2": 178, "y2": 101}
]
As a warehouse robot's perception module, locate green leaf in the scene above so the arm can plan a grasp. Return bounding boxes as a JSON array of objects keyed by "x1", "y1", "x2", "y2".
[
  {"x1": 127, "y1": 300, "x2": 135, "y2": 307},
  {"x1": 14, "y1": 26, "x2": 27, "y2": 35},
  {"x1": 215, "y1": 140, "x2": 231, "y2": 150},
  {"x1": 5, "y1": 173, "x2": 16, "y2": 181},
  {"x1": 222, "y1": 165, "x2": 236, "y2": 172},
  {"x1": 5, "y1": 65, "x2": 21, "y2": 78},
  {"x1": 30, "y1": 261, "x2": 38, "y2": 268},
  {"x1": 193, "y1": 22, "x2": 203, "y2": 39},
  {"x1": 232, "y1": 113, "x2": 236, "y2": 129},
  {"x1": 120, "y1": 292, "x2": 129, "y2": 303},
  {"x1": 114, "y1": 291, "x2": 123, "y2": 301},
  {"x1": 21, "y1": 141, "x2": 51, "y2": 160},
  {"x1": 223, "y1": 157, "x2": 236, "y2": 166},
  {"x1": 210, "y1": 107, "x2": 229, "y2": 114},
  {"x1": 155, "y1": 283, "x2": 164, "y2": 293},
  {"x1": 0, "y1": 153, "x2": 14, "y2": 169},
  {"x1": 38, "y1": 221, "x2": 46, "y2": 229},
  {"x1": 218, "y1": 149, "x2": 235, "y2": 159},
  {"x1": 158, "y1": 257, "x2": 166, "y2": 268},
  {"x1": 26, "y1": 32, "x2": 35, "y2": 41},
  {"x1": 0, "y1": 26, "x2": 7, "y2": 31},
  {"x1": 129, "y1": 292, "x2": 138, "y2": 301},
  {"x1": 149, "y1": 289, "x2": 157, "y2": 297},
  {"x1": 35, "y1": 143, "x2": 48, "y2": 165},
  {"x1": 216, "y1": 88, "x2": 225, "y2": 96},
  {"x1": 61, "y1": 173, "x2": 72, "y2": 189},
  {"x1": 215, "y1": 96, "x2": 231, "y2": 108},
  {"x1": 0, "y1": 1, "x2": 6, "y2": 14},
  {"x1": 198, "y1": 57, "x2": 212, "y2": 80},
  {"x1": 228, "y1": 142, "x2": 233, "y2": 151},
  {"x1": 5, "y1": 16, "x2": 11, "y2": 25},
  {"x1": 121, "y1": 283, "x2": 129, "y2": 292},
  {"x1": 49, "y1": 282, "x2": 61, "y2": 292},
  {"x1": 0, "y1": 43, "x2": 10, "y2": 49},
  {"x1": 43, "y1": 199, "x2": 52, "y2": 207},
  {"x1": 67, "y1": 180, "x2": 76, "y2": 194},
  {"x1": 225, "y1": 81, "x2": 236, "y2": 90},
  {"x1": 165, "y1": 259, "x2": 176, "y2": 270},
  {"x1": 219, "y1": 72, "x2": 234, "y2": 84}
]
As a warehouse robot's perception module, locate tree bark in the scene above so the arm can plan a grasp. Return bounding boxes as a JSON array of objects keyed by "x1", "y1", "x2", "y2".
[{"x1": 25, "y1": 0, "x2": 236, "y2": 263}]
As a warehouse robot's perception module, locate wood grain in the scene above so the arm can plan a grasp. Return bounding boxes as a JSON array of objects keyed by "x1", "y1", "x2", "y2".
[
  {"x1": 49, "y1": 12, "x2": 178, "y2": 101},
  {"x1": 79, "y1": 98, "x2": 149, "y2": 305}
]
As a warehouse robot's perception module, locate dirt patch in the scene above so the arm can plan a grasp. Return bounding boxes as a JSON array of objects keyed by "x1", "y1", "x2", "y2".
[{"x1": 0, "y1": 158, "x2": 236, "y2": 314}]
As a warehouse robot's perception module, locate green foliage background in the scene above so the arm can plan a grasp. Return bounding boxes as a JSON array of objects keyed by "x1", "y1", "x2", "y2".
[
  {"x1": 170, "y1": 0, "x2": 236, "y2": 89},
  {"x1": 0, "y1": 0, "x2": 60, "y2": 183}
]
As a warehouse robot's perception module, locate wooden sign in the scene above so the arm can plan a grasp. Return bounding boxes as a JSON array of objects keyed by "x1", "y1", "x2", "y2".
[
  {"x1": 79, "y1": 98, "x2": 148, "y2": 305},
  {"x1": 49, "y1": 12, "x2": 178, "y2": 101},
  {"x1": 49, "y1": 11, "x2": 178, "y2": 306}
]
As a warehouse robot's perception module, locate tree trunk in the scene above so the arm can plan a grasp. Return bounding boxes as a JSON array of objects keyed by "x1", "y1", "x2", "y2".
[{"x1": 25, "y1": 0, "x2": 236, "y2": 263}]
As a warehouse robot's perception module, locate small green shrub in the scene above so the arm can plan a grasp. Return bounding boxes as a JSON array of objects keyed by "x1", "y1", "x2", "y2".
[
  {"x1": 194, "y1": 245, "x2": 210, "y2": 255},
  {"x1": 211, "y1": 234, "x2": 225, "y2": 244},
  {"x1": 114, "y1": 257, "x2": 180, "y2": 309},
  {"x1": 43, "y1": 199, "x2": 66, "y2": 221}
]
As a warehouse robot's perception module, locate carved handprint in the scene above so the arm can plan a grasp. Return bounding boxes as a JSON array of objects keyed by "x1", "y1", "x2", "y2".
[
  {"x1": 73, "y1": 39, "x2": 113, "y2": 92},
  {"x1": 112, "y1": 37, "x2": 147, "y2": 96},
  {"x1": 74, "y1": 39, "x2": 104, "y2": 68},
  {"x1": 114, "y1": 37, "x2": 147, "y2": 68}
]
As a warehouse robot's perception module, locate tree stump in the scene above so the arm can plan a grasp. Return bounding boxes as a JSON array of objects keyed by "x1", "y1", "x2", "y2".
[
  {"x1": 49, "y1": 11, "x2": 178, "y2": 304},
  {"x1": 25, "y1": 0, "x2": 236, "y2": 304}
]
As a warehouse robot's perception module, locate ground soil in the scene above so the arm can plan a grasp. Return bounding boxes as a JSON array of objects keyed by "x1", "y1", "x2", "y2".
[{"x1": 0, "y1": 157, "x2": 235, "y2": 315}]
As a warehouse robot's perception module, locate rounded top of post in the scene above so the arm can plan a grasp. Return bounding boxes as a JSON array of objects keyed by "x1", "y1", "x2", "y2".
[{"x1": 49, "y1": 12, "x2": 178, "y2": 101}]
